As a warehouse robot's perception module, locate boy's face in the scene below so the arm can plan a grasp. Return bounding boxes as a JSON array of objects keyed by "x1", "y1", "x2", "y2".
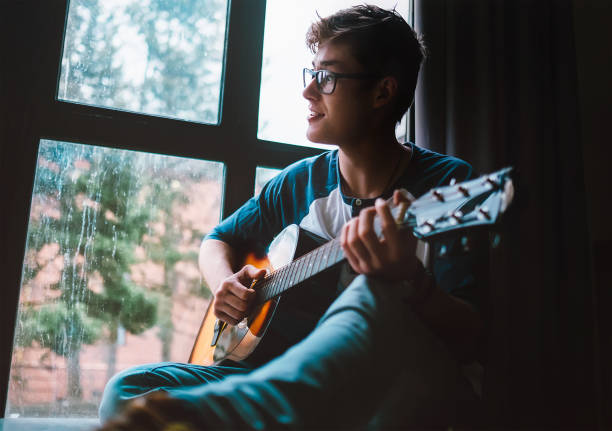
[{"x1": 303, "y1": 40, "x2": 378, "y2": 146}]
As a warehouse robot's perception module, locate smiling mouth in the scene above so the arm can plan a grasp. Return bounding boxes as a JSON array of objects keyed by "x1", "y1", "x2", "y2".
[{"x1": 308, "y1": 111, "x2": 324, "y2": 121}]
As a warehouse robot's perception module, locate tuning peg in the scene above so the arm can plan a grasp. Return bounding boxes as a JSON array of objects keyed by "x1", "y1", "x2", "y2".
[
  {"x1": 478, "y1": 206, "x2": 491, "y2": 220},
  {"x1": 450, "y1": 211, "x2": 464, "y2": 225},
  {"x1": 432, "y1": 190, "x2": 445, "y2": 202},
  {"x1": 457, "y1": 185, "x2": 470, "y2": 197},
  {"x1": 421, "y1": 219, "x2": 435, "y2": 233},
  {"x1": 485, "y1": 176, "x2": 500, "y2": 188}
]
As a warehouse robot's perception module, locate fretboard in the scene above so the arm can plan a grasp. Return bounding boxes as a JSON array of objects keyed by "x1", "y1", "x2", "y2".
[{"x1": 254, "y1": 237, "x2": 344, "y2": 304}]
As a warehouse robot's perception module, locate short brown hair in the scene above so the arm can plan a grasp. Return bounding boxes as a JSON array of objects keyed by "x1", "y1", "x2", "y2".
[{"x1": 306, "y1": 4, "x2": 426, "y2": 123}]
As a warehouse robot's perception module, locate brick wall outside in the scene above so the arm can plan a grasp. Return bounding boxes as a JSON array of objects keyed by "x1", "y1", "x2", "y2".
[{"x1": 8, "y1": 294, "x2": 211, "y2": 417}]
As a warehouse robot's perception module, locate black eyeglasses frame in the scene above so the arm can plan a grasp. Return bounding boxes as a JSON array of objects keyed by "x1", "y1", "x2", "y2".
[{"x1": 303, "y1": 68, "x2": 380, "y2": 95}]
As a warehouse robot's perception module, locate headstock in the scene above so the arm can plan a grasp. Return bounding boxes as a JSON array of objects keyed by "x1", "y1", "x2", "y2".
[{"x1": 391, "y1": 167, "x2": 514, "y2": 240}]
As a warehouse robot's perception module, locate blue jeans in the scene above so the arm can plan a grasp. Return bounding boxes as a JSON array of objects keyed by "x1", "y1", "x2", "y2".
[{"x1": 99, "y1": 275, "x2": 474, "y2": 429}]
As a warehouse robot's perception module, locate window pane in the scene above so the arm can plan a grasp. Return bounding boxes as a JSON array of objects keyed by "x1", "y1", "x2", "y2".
[
  {"x1": 254, "y1": 166, "x2": 282, "y2": 196},
  {"x1": 58, "y1": 0, "x2": 228, "y2": 124},
  {"x1": 258, "y1": 0, "x2": 412, "y2": 148},
  {"x1": 7, "y1": 140, "x2": 224, "y2": 418}
]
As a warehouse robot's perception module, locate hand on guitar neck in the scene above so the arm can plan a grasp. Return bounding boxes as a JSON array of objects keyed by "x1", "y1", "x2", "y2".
[{"x1": 341, "y1": 188, "x2": 422, "y2": 282}]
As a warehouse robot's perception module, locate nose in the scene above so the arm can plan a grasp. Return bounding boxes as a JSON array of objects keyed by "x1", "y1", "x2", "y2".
[{"x1": 302, "y1": 76, "x2": 320, "y2": 101}]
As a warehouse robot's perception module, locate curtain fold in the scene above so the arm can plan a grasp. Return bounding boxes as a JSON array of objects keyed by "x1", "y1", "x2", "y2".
[{"x1": 414, "y1": 0, "x2": 602, "y2": 428}]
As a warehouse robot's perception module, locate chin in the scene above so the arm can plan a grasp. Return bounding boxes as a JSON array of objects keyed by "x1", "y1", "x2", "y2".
[
  {"x1": 306, "y1": 127, "x2": 332, "y2": 145},
  {"x1": 306, "y1": 130, "x2": 323, "y2": 144}
]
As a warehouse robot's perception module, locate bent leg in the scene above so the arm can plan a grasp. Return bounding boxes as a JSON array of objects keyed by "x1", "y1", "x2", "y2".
[
  {"x1": 164, "y1": 275, "x2": 470, "y2": 429},
  {"x1": 98, "y1": 362, "x2": 248, "y2": 423}
]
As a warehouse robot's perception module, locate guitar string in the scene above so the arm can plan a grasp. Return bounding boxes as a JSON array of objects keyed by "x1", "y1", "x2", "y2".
[{"x1": 258, "y1": 239, "x2": 343, "y2": 302}]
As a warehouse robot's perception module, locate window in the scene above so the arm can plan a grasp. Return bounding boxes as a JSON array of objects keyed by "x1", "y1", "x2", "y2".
[
  {"x1": 58, "y1": 0, "x2": 229, "y2": 124},
  {"x1": 6, "y1": 140, "x2": 223, "y2": 417},
  {"x1": 254, "y1": 166, "x2": 282, "y2": 196},
  {"x1": 257, "y1": 0, "x2": 413, "y2": 148}
]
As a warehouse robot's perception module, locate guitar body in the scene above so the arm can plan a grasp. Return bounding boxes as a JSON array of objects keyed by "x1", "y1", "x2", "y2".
[{"x1": 189, "y1": 225, "x2": 300, "y2": 366}]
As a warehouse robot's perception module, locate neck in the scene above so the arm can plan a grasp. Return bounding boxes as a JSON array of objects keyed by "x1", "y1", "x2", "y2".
[{"x1": 338, "y1": 131, "x2": 410, "y2": 199}]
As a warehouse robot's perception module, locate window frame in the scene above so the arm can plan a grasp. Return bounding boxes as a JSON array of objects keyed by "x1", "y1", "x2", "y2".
[{"x1": 0, "y1": 0, "x2": 414, "y2": 416}]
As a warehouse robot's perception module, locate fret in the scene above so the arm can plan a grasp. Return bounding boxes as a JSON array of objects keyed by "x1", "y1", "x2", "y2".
[
  {"x1": 278, "y1": 263, "x2": 294, "y2": 296},
  {"x1": 256, "y1": 277, "x2": 271, "y2": 304},
  {"x1": 293, "y1": 256, "x2": 304, "y2": 284},
  {"x1": 278, "y1": 264, "x2": 292, "y2": 296},
  {"x1": 328, "y1": 240, "x2": 340, "y2": 266},
  {"x1": 270, "y1": 269, "x2": 280, "y2": 296},
  {"x1": 287, "y1": 261, "x2": 299, "y2": 290},
  {"x1": 264, "y1": 272, "x2": 276, "y2": 301},
  {"x1": 272, "y1": 268, "x2": 283, "y2": 296},
  {"x1": 275, "y1": 266, "x2": 289, "y2": 298},
  {"x1": 333, "y1": 239, "x2": 344, "y2": 264},
  {"x1": 262, "y1": 277, "x2": 273, "y2": 298},
  {"x1": 313, "y1": 244, "x2": 325, "y2": 275},
  {"x1": 317, "y1": 242, "x2": 329, "y2": 272},
  {"x1": 325, "y1": 243, "x2": 334, "y2": 268},
  {"x1": 309, "y1": 243, "x2": 322, "y2": 276},
  {"x1": 261, "y1": 270, "x2": 276, "y2": 302},
  {"x1": 289, "y1": 258, "x2": 301, "y2": 288},
  {"x1": 303, "y1": 249, "x2": 316, "y2": 282},
  {"x1": 296, "y1": 253, "x2": 310, "y2": 285},
  {"x1": 304, "y1": 249, "x2": 316, "y2": 281}
]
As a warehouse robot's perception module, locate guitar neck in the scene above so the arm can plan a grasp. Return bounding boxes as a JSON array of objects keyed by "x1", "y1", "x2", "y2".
[{"x1": 254, "y1": 238, "x2": 344, "y2": 304}]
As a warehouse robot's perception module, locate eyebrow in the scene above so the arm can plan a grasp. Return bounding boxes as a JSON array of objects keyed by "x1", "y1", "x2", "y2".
[{"x1": 312, "y1": 59, "x2": 343, "y2": 68}]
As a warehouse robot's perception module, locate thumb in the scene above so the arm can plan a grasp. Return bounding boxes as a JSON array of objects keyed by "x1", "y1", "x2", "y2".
[
  {"x1": 393, "y1": 188, "x2": 415, "y2": 206},
  {"x1": 241, "y1": 265, "x2": 267, "y2": 282}
]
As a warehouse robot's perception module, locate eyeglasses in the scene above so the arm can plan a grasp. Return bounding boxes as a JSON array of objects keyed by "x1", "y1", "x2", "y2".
[{"x1": 303, "y1": 68, "x2": 379, "y2": 95}]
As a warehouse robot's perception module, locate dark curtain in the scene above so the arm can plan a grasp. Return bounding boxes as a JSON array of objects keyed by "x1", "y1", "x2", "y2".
[{"x1": 414, "y1": 0, "x2": 607, "y2": 428}]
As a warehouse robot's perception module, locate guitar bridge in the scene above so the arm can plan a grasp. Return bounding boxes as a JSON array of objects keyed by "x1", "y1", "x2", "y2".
[{"x1": 211, "y1": 319, "x2": 227, "y2": 347}]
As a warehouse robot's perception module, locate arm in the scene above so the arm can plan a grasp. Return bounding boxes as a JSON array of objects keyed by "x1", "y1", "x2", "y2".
[
  {"x1": 410, "y1": 274, "x2": 482, "y2": 361},
  {"x1": 199, "y1": 239, "x2": 265, "y2": 326},
  {"x1": 198, "y1": 238, "x2": 238, "y2": 294}
]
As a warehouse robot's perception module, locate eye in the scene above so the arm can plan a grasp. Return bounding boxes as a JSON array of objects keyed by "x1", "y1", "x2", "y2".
[{"x1": 322, "y1": 74, "x2": 334, "y2": 84}]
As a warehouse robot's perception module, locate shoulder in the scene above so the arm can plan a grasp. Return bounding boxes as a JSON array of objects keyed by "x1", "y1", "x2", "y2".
[
  {"x1": 261, "y1": 150, "x2": 337, "y2": 197},
  {"x1": 400, "y1": 144, "x2": 473, "y2": 196},
  {"x1": 412, "y1": 144, "x2": 472, "y2": 177},
  {"x1": 411, "y1": 144, "x2": 472, "y2": 181},
  {"x1": 273, "y1": 150, "x2": 335, "y2": 181}
]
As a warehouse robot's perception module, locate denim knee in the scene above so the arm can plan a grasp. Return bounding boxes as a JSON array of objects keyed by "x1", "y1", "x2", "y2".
[{"x1": 98, "y1": 364, "x2": 159, "y2": 422}]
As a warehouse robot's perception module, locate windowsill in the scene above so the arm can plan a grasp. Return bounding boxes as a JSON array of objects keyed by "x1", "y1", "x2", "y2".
[{"x1": 0, "y1": 418, "x2": 99, "y2": 431}]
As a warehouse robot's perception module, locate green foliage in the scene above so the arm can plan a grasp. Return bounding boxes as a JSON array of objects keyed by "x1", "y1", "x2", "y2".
[
  {"x1": 18, "y1": 303, "x2": 101, "y2": 356},
  {"x1": 119, "y1": 283, "x2": 159, "y2": 334},
  {"x1": 125, "y1": 0, "x2": 228, "y2": 122},
  {"x1": 19, "y1": 142, "x2": 162, "y2": 356},
  {"x1": 17, "y1": 136, "x2": 218, "y2": 376},
  {"x1": 59, "y1": 0, "x2": 229, "y2": 123}
]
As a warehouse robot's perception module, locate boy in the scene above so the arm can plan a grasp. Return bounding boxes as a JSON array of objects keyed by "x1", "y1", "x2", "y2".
[{"x1": 99, "y1": 5, "x2": 481, "y2": 429}]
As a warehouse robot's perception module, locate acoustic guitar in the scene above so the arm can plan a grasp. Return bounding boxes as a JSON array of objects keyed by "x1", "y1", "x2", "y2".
[{"x1": 189, "y1": 167, "x2": 514, "y2": 366}]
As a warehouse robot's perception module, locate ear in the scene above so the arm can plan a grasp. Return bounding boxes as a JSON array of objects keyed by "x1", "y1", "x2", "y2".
[{"x1": 372, "y1": 76, "x2": 398, "y2": 109}]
